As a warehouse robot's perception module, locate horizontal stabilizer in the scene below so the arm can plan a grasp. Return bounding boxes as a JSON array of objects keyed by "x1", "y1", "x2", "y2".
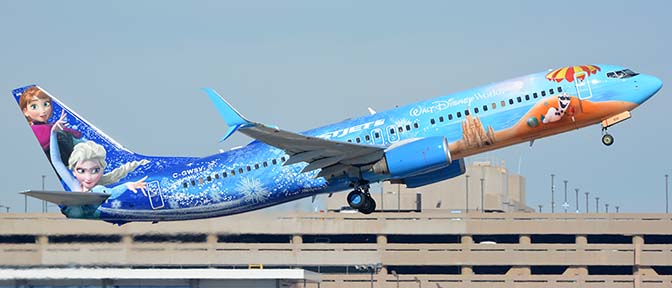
[{"x1": 21, "y1": 190, "x2": 110, "y2": 206}]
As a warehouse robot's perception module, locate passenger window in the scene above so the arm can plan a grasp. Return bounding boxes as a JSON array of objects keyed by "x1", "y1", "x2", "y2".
[
  {"x1": 396, "y1": 127, "x2": 402, "y2": 133},
  {"x1": 281, "y1": 156, "x2": 286, "y2": 162},
  {"x1": 347, "y1": 139, "x2": 352, "y2": 143},
  {"x1": 474, "y1": 107, "x2": 479, "y2": 113},
  {"x1": 223, "y1": 172, "x2": 228, "y2": 177},
  {"x1": 405, "y1": 124, "x2": 411, "y2": 131},
  {"x1": 413, "y1": 123, "x2": 419, "y2": 129},
  {"x1": 254, "y1": 164, "x2": 259, "y2": 169},
  {"x1": 533, "y1": 92, "x2": 538, "y2": 98},
  {"x1": 525, "y1": 95, "x2": 530, "y2": 101},
  {"x1": 215, "y1": 174, "x2": 219, "y2": 180},
  {"x1": 430, "y1": 119, "x2": 436, "y2": 125},
  {"x1": 549, "y1": 88, "x2": 554, "y2": 95},
  {"x1": 516, "y1": 96, "x2": 522, "y2": 103},
  {"x1": 263, "y1": 162, "x2": 268, "y2": 167},
  {"x1": 191, "y1": 180, "x2": 196, "y2": 186},
  {"x1": 207, "y1": 176, "x2": 212, "y2": 182},
  {"x1": 375, "y1": 132, "x2": 380, "y2": 138},
  {"x1": 448, "y1": 114, "x2": 453, "y2": 120},
  {"x1": 272, "y1": 159, "x2": 277, "y2": 165},
  {"x1": 356, "y1": 137, "x2": 361, "y2": 143},
  {"x1": 509, "y1": 99, "x2": 514, "y2": 105},
  {"x1": 365, "y1": 135, "x2": 371, "y2": 141},
  {"x1": 492, "y1": 103, "x2": 496, "y2": 109},
  {"x1": 183, "y1": 182, "x2": 188, "y2": 188},
  {"x1": 500, "y1": 100, "x2": 506, "y2": 107},
  {"x1": 231, "y1": 170, "x2": 236, "y2": 176},
  {"x1": 238, "y1": 168, "x2": 244, "y2": 174},
  {"x1": 483, "y1": 105, "x2": 488, "y2": 111},
  {"x1": 464, "y1": 109, "x2": 470, "y2": 116},
  {"x1": 558, "y1": 86, "x2": 563, "y2": 92},
  {"x1": 199, "y1": 178, "x2": 204, "y2": 185},
  {"x1": 457, "y1": 111, "x2": 462, "y2": 118},
  {"x1": 390, "y1": 128, "x2": 395, "y2": 134},
  {"x1": 541, "y1": 91, "x2": 546, "y2": 96},
  {"x1": 439, "y1": 116, "x2": 444, "y2": 122}
]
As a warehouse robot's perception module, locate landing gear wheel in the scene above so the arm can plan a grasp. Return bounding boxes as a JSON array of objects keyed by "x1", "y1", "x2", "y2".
[
  {"x1": 347, "y1": 190, "x2": 365, "y2": 209},
  {"x1": 359, "y1": 195, "x2": 376, "y2": 214},
  {"x1": 602, "y1": 133, "x2": 614, "y2": 146}
]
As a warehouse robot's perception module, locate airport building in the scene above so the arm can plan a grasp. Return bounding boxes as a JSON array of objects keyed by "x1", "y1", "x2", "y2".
[{"x1": 1, "y1": 162, "x2": 671, "y2": 287}]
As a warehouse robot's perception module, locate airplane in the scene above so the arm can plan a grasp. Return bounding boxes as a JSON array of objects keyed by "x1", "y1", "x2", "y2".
[{"x1": 13, "y1": 64, "x2": 662, "y2": 224}]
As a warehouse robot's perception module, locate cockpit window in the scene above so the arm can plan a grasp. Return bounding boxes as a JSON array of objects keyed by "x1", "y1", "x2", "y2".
[{"x1": 607, "y1": 69, "x2": 639, "y2": 79}]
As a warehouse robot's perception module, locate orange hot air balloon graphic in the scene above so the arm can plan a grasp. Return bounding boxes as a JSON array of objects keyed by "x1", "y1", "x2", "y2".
[{"x1": 546, "y1": 65, "x2": 601, "y2": 83}]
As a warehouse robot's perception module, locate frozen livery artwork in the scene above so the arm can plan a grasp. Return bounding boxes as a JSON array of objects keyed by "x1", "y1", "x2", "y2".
[{"x1": 13, "y1": 64, "x2": 662, "y2": 224}]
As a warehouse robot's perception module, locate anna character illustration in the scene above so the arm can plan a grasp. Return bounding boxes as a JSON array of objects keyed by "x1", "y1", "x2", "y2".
[
  {"x1": 50, "y1": 118, "x2": 149, "y2": 197},
  {"x1": 19, "y1": 86, "x2": 82, "y2": 164}
]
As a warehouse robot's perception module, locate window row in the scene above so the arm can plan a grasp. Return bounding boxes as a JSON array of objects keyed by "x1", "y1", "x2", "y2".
[
  {"x1": 428, "y1": 86, "x2": 564, "y2": 125},
  {"x1": 182, "y1": 156, "x2": 288, "y2": 188}
]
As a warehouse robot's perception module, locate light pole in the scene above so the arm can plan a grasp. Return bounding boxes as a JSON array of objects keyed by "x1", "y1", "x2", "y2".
[
  {"x1": 666, "y1": 174, "x2": 669, "y2": 213},
  {"x1": 605, "y1": 203, "x2": 609, "y2": 213},
  {"x1": 538, "y1": 204, "x2": 542, "y2": 213},
  {"x1": 563, "y1": 180, "x2": 568, "y2": 213},
  {"x1": 595, "y1": 197, "x2": 600, "y2": 213},
  {"x1": 480, "y1": 178, "x2": 485, "y2": 212},
  {"x1": 616, "y1": 206, "x2": 620, "y2": 213},
  {"x1": 397, "y1": 184, "x2": 401, "y2": 212},
  {"x1": 414, "y1": 276, "x2": 422, "y2": 288},
  {"x1": 355, "y1": 263, "x2": 382, "y2": 288},
  {"x1": 551, "y1": 174, "x2": 555, "y2": 213},
  {"x1": 585, "y1": 192, "x2": 590, "y2": 213},
  {"x1": 391, "y1": 270, "x2": 399, "y2": 288},
  {"x1": 575, "y1": 188, "x2": 580, "y2": 213},
  {"x1": 41, "y1": 175, "x2": 46, "y2": 213},
  {"x1": 465, "y1": 175, "x2": 470, "y2": 213}
]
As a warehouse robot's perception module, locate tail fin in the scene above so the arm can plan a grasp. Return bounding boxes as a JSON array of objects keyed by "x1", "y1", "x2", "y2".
[{"x1": 12, "y1": 85, "x2": 196, "y2": 192}]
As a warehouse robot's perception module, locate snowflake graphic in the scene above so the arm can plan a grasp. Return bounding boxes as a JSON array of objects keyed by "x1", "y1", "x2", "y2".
[
  {"x1": 393, "y1": 118, "x2": 412, "y2": 128},
  {"x1": 167, "y1": 197, "x2": 180, "y2": 208},
  {"x1": 209, "y1": 187, "x2": 223, "y2": 202},
  {"x1": 111, "y1": 200, "x2": 121, "y2": 209},
  {"x1": 237, "y1": 177, "x2": 271, "y2": 204}
]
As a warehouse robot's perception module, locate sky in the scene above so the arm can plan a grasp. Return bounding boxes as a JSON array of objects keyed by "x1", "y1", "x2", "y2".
[{"x1": 0, "y1": 0, "x2": 670, "y2": 213}]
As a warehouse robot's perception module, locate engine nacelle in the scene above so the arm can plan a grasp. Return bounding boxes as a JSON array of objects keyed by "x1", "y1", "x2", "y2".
[
  {"x1": 372, "y1": 136, "x2": 452, "y2": 178},
  {"x1": 401, "y1": 159, "x2": 465, "y2": 188}
]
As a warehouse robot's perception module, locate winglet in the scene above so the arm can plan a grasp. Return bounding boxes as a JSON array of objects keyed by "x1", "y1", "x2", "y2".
[{"x1": 202, "y1": 88, "x2": 254, "y2": 142}]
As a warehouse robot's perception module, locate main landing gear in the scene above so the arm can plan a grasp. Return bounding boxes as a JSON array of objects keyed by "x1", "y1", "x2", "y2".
[{"x1": 347, "y1": 186, "x2": 376, "y2": 214}]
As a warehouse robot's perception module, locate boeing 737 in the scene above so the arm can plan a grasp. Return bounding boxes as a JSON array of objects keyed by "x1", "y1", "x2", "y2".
[{"x1": 14, "y1": 64, "x2": 662, "y2": 224}]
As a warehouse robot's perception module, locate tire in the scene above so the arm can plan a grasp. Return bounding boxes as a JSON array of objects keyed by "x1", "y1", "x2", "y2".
[
  {"x1": 602, "y1": 134, "x2": 614, "y2": 146},
  {"x1": 347, "y1": 190, "x2": 365, "y2": 209},
  {"x1": 359, "y1": 195, "x2": 376, "y2": 214}
]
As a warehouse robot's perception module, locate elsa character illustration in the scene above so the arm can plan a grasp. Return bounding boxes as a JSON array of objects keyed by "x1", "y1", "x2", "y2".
[
  {"x1": 50, "y1": 120, "x2": 149, "y2": 197},
  {"x1": 19, "y1": 86, "x2": 82, "y2": 164}
]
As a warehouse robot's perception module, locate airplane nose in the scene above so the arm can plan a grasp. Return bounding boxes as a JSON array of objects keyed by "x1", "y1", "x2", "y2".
[{"x1": 636, "y1": 74, "x2": 663, "y2": 104}]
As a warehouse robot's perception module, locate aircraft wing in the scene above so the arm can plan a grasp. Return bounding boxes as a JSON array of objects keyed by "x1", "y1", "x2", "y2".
[
  {"x1": 21, "y1": 190, "x2": 110, "y2": 206},
  {"x1": 204, "y1": 88, "x2": 385, "y2": 178}
]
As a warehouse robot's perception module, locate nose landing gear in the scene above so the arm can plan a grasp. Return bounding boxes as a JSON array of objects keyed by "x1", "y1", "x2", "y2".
[
  {"x1": 346, "y1": 186, "x2": 376, "y2": 214},
  {"x1": 601, "y1": 132, "x2": 614, "y2": 146}
]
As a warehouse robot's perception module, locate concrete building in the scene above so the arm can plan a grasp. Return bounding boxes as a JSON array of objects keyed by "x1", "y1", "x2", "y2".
[
  {"x1": 328, "y1": 161, "x2": 532, "y2": 213},
  {"x1": 1, "y1": 211, "x2": 672, "y2": 287}
]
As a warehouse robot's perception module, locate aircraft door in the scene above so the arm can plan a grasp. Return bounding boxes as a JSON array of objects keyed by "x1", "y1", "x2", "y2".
[
  {"x1": 145, "y1": 180, "x2": 165, "y2": 209},
  {"x1": 385, "y1": 125, "x2": 400, "y2": 143},
  {"x1": 371, "y1": 128, "x2": 385, "y2": 145},
  {"x1": 574, "y1": 71, "x2": 593, "y2": 100}
]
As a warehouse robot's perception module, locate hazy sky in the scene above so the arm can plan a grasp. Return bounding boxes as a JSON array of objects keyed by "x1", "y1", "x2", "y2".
[{"x1": 0, "y1": 1, "x2": 669, "y2": 213}]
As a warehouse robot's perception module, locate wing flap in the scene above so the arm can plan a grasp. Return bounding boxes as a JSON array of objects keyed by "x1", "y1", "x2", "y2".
[{"x1": 21, "y1": 190, "x2": 110, "y2": 206}]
